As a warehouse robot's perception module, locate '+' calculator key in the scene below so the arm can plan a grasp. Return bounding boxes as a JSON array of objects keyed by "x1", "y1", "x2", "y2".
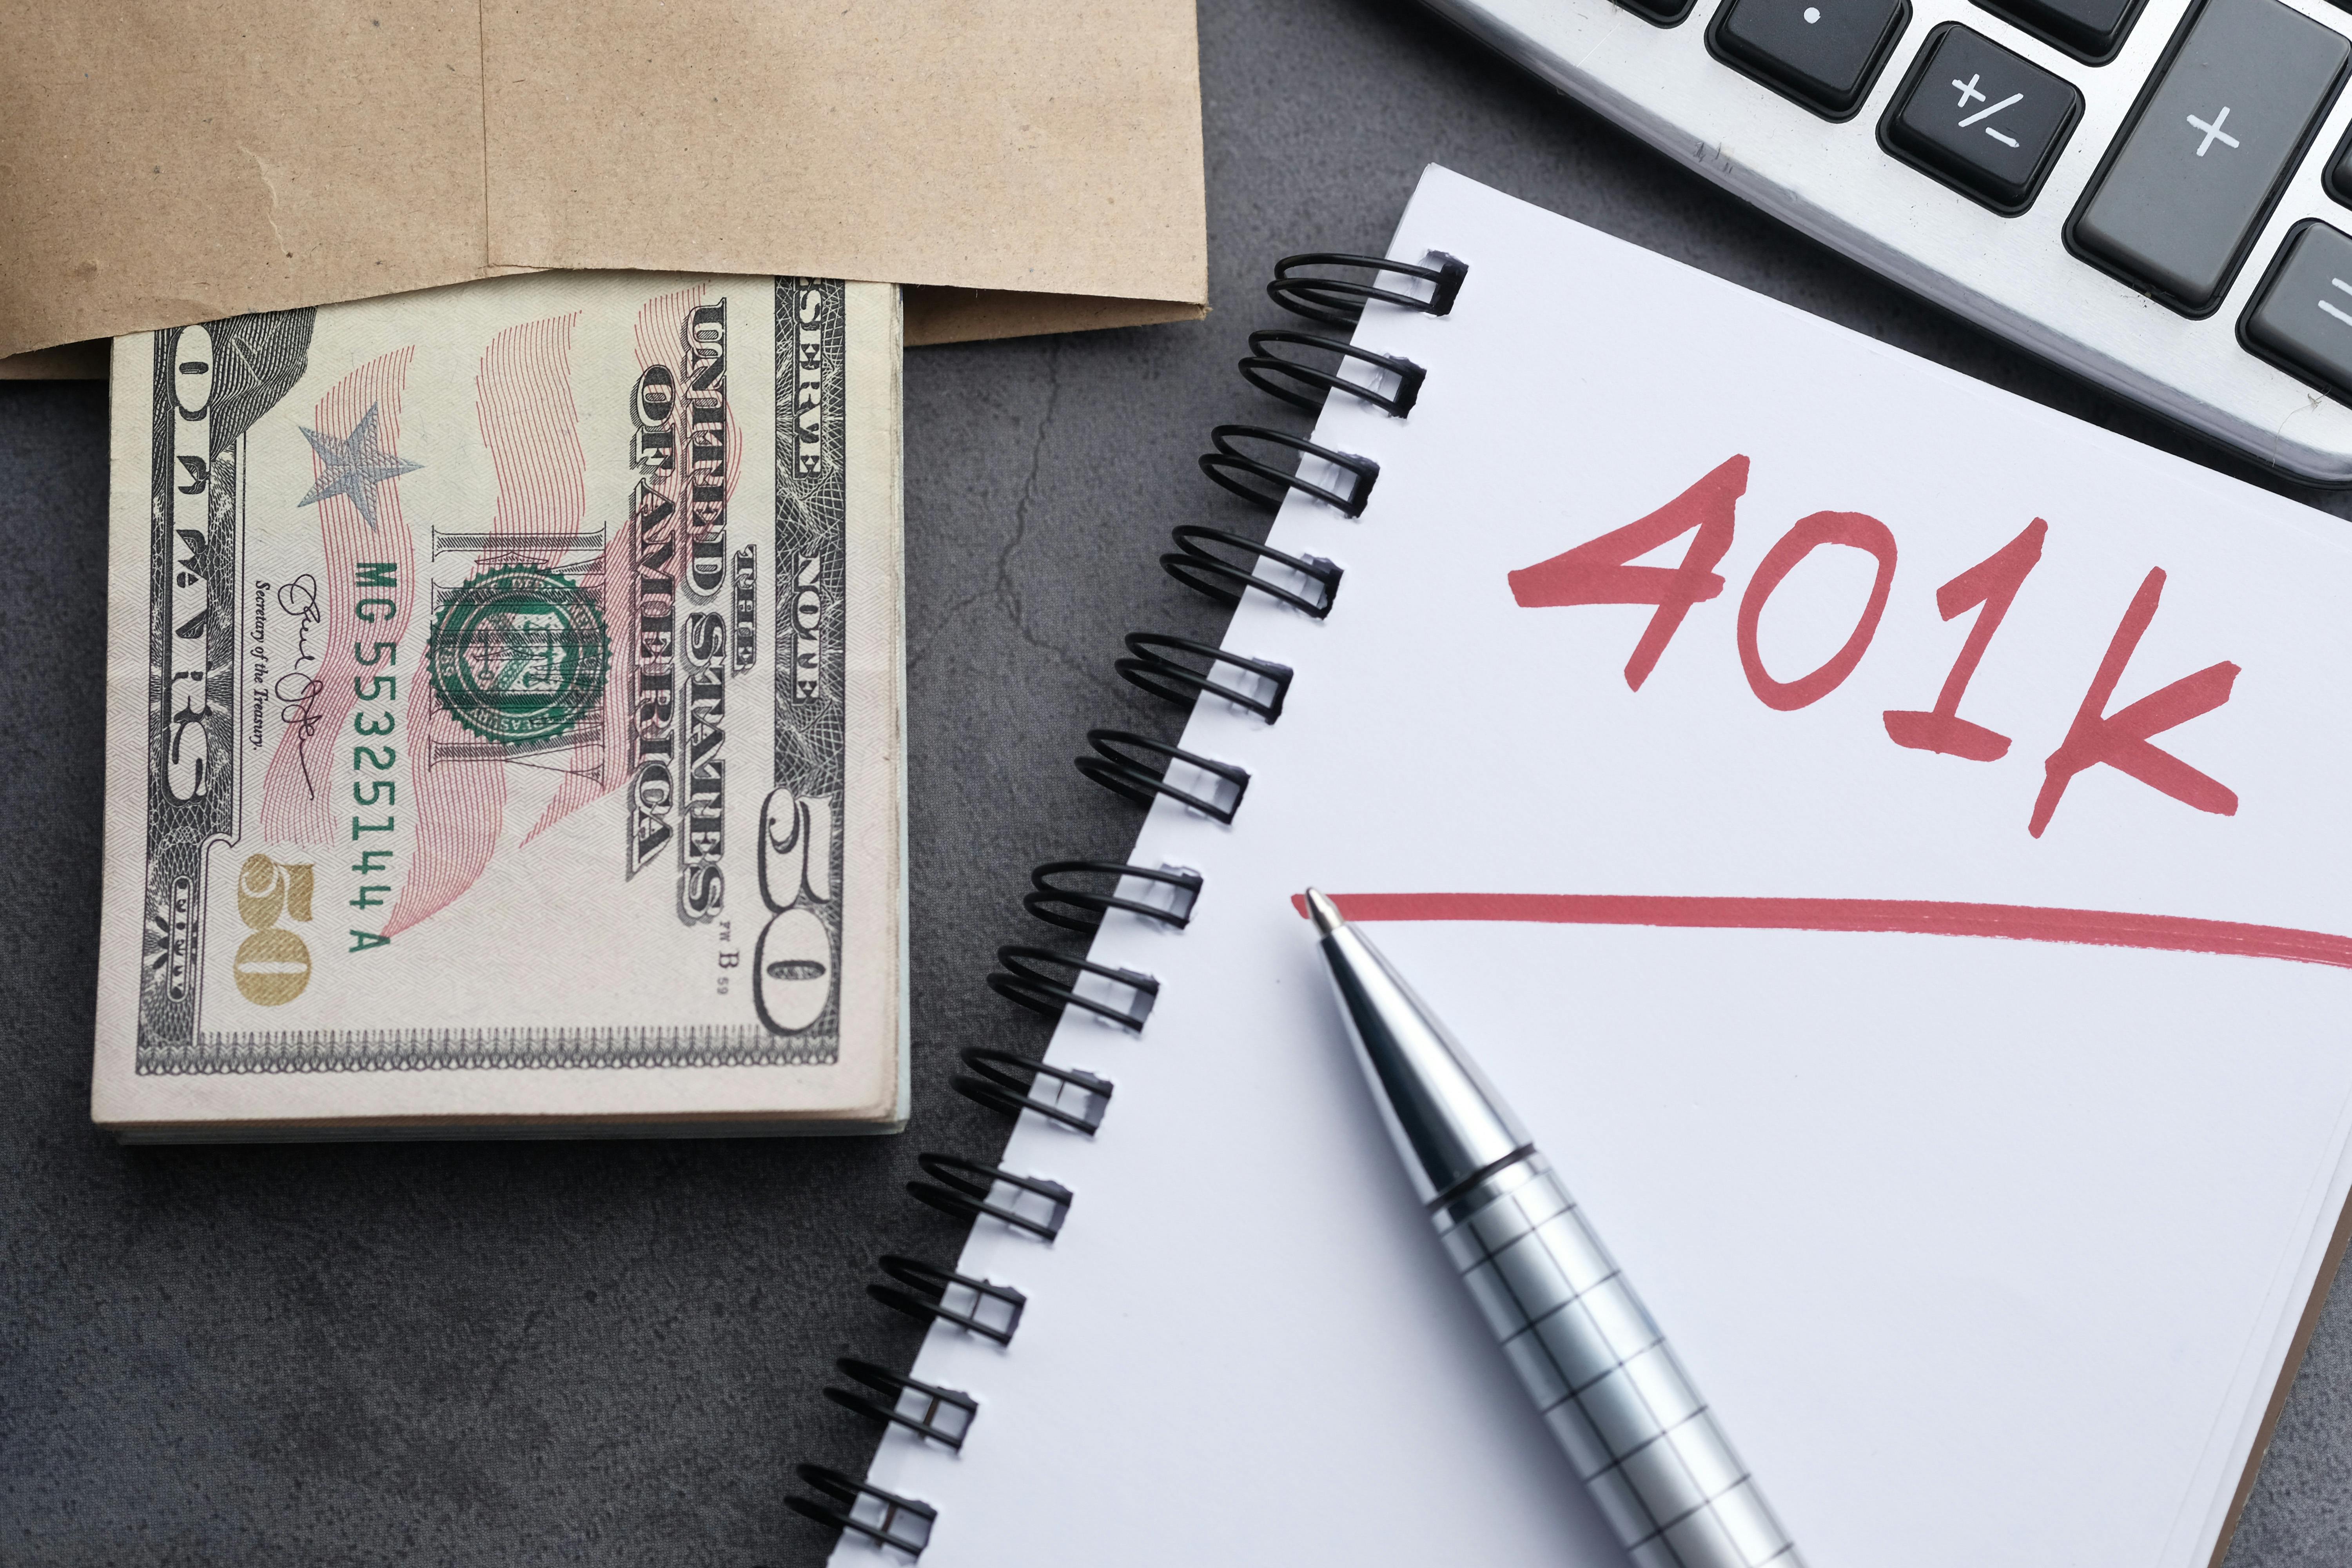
[{"x1": 1419, "y1": 0, "x2": 2352, "y2": 482}]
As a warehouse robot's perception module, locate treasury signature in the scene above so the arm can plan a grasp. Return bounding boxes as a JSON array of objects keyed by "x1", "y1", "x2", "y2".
[
  {"x1": 276, "y1": 575, "x2": 325, "y2": 675},
  {"x1": 274, "y1": 672, "x2": 327, "y2": 799}
]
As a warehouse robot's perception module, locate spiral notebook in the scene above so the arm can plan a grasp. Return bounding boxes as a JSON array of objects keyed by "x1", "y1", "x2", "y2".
[{"x1": 803, "y1": 166, "x2": 2352, "y2": 1568}]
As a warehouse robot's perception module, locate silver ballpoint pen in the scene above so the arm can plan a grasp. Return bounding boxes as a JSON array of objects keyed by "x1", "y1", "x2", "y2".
[{"x1": 1305, "y1": 889, "x2": 1801, "y2": 1568}]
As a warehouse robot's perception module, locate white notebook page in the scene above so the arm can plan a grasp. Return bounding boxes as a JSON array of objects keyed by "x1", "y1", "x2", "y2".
[{"x1": 840, "y1": 166, "x2": 2352, "y2": 1568}]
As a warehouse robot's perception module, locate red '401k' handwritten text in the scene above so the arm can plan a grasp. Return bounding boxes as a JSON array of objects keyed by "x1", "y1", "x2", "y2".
[{"x1": 1504, "y1": 455, "x2": 2242, "y2": 838}]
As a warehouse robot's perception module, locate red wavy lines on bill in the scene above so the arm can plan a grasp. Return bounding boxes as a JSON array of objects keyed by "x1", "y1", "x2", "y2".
[
  {"x1": 476, "y1": 312, "x2": 589, "y2": 563},
  {"x1": 635, "y1": 284, "x2": 706, "y2": 389},
  {"x1": 257, "y1": 348, "x2": 419, "y2": 844},
  {"x1": 521, "y1": 286, "x2": 704, "y2": 844},
  {"x1": 382, "y1": 313, "x2": 585, "y2": 938},
  {"x1": 1290, "y1": 892, "x2": 2352, "y2": 972}
]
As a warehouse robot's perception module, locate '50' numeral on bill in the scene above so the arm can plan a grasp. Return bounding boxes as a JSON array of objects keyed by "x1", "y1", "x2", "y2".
[{"x1": 754, "y1": 786, "x2": 837, "y2": 1033}]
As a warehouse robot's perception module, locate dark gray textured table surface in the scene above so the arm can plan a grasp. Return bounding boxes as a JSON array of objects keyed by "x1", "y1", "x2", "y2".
[{"x1": 6, "y1": 1, "x2": 2350, "y2": 1562}]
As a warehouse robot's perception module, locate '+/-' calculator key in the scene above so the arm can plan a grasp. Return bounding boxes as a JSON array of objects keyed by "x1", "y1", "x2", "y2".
[
  {"x1": 1415, "y1": 0, "x2": 2352, "y2": 482},
  {"x1": 1882, "y1": 24, "x2": 2083, "y2": 211}
]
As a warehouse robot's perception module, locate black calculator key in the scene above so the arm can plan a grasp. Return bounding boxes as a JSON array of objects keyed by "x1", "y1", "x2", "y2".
[
  {"x1": 1710, "y1": 0, "x2": 1912, "y2": 120},
  {"x1": 1884, "y1": 25, "x2": 2082, "y2": 212},
  {"x1": 1974, "y1": 0, "x2": 2142, "y2": 64},
  {"x1": 2071, "y1": 0, "x2": 2349, "y2": 314},
  {"x1": 1615, "y1": 0, "x2": 1698, "y2": 24},
  {"x1": 2243, "y1": 220, "x2": 2352, "y2": 401},
  {"x1": 2327, "y1": 132, "x2": 2352, "y2": 208}
]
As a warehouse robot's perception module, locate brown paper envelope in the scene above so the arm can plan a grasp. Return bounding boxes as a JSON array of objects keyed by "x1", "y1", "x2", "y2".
[{"x1": 0, "y1": 0, "x2": 1207, "y2": 367}]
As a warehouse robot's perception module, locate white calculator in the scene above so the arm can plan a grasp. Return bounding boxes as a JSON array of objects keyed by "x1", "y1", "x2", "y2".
[{"x1": 1424, "y1": 0, "x2": 2352, "y2": 482}]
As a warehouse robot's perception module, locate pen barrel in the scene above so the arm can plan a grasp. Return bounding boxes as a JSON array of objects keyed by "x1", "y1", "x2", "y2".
[{"x1": 1436, "y1": 1155, "x2": 1802, "y2": 1568}]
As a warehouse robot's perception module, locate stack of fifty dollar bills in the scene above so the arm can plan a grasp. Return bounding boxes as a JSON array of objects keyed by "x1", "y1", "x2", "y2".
[{"x1": 93, "y1": 274, "x2": 907, "y2": 1140}]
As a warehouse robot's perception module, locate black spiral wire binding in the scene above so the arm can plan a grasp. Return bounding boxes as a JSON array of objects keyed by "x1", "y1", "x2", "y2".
[
  {"x1": 793, "y1": 246, "x2": 1464, "y2": 1557},
  {"x1": 867, "y1": 1256, "x2": 1027, "y2": 1345},
  {"x1": 1266, "y1": 250, "x2": 1468, "y2": 325},
  {"x1": 823, "y1": 1360, "x2": 981, "y2": 1450},
  {"x1": 1117, "y1": 633, "x2": 1294, "y2": 723},
  {"x1": 1022, "y1": 860, "x2": 1203, "y2": 934},
  {"x1": 987, "y1": 946, "x2": 1159, "y2": 1029},
  {"x1": 1199, "y1": 424, "x2": 1379, "y2": 515},
  {"x1": 787, "y1": 1465, "x2": 937, "y2": 1555},
  {"x1": 906, "y1": 1154, "x2": 1075, "y2": 1242},
  {"x1": 955, "y1": 1048, "x2": 1115, "y2": 1133},
  {"x1": 1241, "y1": 330, "x2": 1426, "y2": 418},
  {"x1": 1075, "y1": 730, "x2": 1251, "y2": 823},
  {"x1": 1161, "y1": 526, "x2": 1342, "y2": 617}
]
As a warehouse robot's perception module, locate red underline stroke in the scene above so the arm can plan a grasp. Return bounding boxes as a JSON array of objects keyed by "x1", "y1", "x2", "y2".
[{"x1": 1289, "y1": 893, "x2": 2352, "y2": 972}]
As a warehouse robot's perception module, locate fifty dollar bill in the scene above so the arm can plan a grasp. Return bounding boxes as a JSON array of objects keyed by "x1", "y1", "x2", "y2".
[{"x1": 96, "y1": 274, "x2": 906, "y2": 1139}]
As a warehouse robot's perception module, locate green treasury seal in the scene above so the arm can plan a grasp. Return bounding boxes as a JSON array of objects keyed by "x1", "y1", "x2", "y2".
[{"x1": 427, "y1": 565, "x2": 610, "y2": 747}]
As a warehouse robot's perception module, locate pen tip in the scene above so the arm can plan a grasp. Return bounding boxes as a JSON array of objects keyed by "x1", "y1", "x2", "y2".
[{"x1": 1304, "y1": 887, "x2": 1345, "y2": 935}]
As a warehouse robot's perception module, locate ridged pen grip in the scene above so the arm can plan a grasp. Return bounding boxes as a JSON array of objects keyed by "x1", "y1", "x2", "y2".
[{"x1": 1437, "y1": 1155, "x2": 1797, "y2": 1568}]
